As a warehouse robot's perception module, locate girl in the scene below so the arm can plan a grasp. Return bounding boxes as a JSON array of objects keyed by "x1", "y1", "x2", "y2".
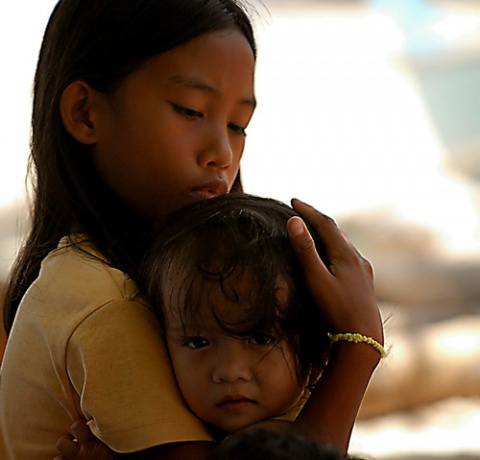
[
  {"x1": 0, "y1": 0, "x2": 383, "y2": 459},
  {"x1": 139, "y1": 194, "x2": 332, "y2": 439},
  {"x1": 55, "y1": 193, "x2": 381, "y2": 460}
]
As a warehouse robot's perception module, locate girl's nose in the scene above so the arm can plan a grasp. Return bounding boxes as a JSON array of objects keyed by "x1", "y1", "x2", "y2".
[
  {"x1": 211, "y1": 345, "x2": 253, "y2": 384},
  {"x1": 198, "y1": 127, "x2": 233, "y2": 171}
]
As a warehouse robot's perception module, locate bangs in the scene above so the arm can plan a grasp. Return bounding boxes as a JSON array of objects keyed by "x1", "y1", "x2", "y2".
[
  {"x1": 139, "y1": 193, "x2": 331, "y2": 383},
  {"x1": 162, "y1": 233, "x2": 297, "y2": 340}
]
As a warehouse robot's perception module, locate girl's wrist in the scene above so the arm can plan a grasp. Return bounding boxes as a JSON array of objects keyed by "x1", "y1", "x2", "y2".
[
  {"x1": 330, "y1": 311, "x2": 384, "y2": 346},
  {"x1": 327, "y1": 332, "x2": 387, "y2": 359},
  {"x1": 328, "y1": 334, "x2": 383, "y2": 369}
]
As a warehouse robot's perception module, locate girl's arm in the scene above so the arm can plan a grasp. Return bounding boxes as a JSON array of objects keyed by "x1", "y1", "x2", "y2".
[
  {"x1": 54, "y1": 420, "x2": 215, "y2": 460},
  {"x1": 286, "y1": 199, "x2": 383, "y2": 450}
]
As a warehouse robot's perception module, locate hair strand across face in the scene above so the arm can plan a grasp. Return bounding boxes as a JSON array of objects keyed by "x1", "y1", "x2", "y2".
[{"x1": 140, "y1": 193, "x2": 331, "y2": 387}]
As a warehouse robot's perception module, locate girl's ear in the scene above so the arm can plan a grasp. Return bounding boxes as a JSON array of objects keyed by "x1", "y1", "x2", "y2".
[{"x1": 60, "y1": 80, "x2": 104, "y2": 145}]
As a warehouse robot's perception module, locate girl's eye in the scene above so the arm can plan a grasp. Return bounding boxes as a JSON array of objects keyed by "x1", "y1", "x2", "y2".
[
  {"x1": 228, "y1": 123, "x2": 247, "y2": 137},
  {"x1": 248, "y1": 334, "x2": 275, "y2": 346},
  {"x1": 172, "y1": 104, "x2": 203, "y2": 120},
  {"x1": 184, "y1": 336, "x2": 210, "y2": 349},
  {"x1": 172, "y1": 104, "x2": 246, "y2": 136}
]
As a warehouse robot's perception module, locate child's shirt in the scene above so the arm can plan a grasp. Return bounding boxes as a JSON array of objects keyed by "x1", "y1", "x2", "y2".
[{"x1": 0, "y1": 235, "x2": 213, "y2": 459}]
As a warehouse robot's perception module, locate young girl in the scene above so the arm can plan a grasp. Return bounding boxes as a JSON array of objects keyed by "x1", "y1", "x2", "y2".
[
  {"x1": 139, "y1": 193, "x2": 332, "y2": 439},
  {"x1": 55, "y1": 193, "x2": 380, "y2": 460},
  {"x1": 0, "y1": 0, "x2": 383, "y2": 459}
]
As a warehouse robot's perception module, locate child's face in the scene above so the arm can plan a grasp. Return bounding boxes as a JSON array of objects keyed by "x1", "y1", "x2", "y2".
[
  {"x1": 164, "y1": 279, "x2": 306, "y2": 434},
  {"x1": 91, "y1": 28, "x2": 255, "y2": 218}
]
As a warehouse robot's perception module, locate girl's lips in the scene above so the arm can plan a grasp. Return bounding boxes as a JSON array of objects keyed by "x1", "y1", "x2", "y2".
[
  {"x1": 191, "y1": 180, "x2": 228, "y2": 199},
  {"x1": 190, "y1": 189, "x2": 220, "y2": 200}
]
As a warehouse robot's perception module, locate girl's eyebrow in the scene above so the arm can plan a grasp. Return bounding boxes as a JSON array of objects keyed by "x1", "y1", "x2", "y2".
[{"x1": 168, "y1": 74, "x2": 256, "y2": 108}]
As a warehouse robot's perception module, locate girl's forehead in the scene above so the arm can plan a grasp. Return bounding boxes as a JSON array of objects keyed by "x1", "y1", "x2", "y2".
[{"x1": 150, "y1": 28, "x2": 255, "y2": 99}]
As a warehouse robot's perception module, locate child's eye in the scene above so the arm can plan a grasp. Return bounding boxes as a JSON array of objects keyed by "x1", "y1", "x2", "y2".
[
  {"x1": 184, "y1": 336, "x2": 210, "y2": 349},
  {"x1": 172, "y1": 104, "x2": 203, "y2": 120},
  {"x1": 228, "y1": 123, "x2": 247, "y2": 137},
  {"x1": 248, "y1": 334, "x2": 275, "y2": 346}
]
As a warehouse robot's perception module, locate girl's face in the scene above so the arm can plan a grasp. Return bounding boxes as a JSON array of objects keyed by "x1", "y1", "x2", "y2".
[
  {"x1": 164, "y1": 278, "x2": 306, "y2": 434},
  {"x1": 92, "y1": 28, "x2": 255, "y2": 218}
]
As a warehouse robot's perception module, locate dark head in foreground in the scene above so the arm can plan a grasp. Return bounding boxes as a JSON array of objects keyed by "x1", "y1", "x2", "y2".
[{"x1": 206, "y1": 425, "x2": 368, "y2": 460}]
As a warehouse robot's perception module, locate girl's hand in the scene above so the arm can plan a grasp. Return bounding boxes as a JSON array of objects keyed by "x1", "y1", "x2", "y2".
[
  {"x1": 54, "y1": 419, "x2": 119, "y2": 460},
  {"x1": 286, "y1": 199, "x2": 384, "y2": 450},
  {"x1": 287, "y1": 199, "x2": 383, "y2": 343}
]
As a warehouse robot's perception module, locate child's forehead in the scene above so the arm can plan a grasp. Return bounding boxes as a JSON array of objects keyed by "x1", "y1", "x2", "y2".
[
  {"x1": 168, "y1": 268, "x2": 289, "y2": 298},
  {"x1": 164, "y1": 272, "x2": 291, "y2": 323},
  {"x1": 165, "y1": 298, "x2": 230, "y2": 335},
  {"x1": 166, "y1": 307, "x2": 212, "y2": 330}
]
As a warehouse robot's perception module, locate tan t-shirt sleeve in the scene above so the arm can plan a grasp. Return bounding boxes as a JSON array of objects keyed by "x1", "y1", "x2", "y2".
[{"x1": 67, "y1": 299, "x2": 214, "y2": 453}]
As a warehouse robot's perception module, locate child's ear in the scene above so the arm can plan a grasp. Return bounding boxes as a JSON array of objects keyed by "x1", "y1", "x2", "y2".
[{"x1": 60, "y1": 80, "x2": 103, "y2": 145}]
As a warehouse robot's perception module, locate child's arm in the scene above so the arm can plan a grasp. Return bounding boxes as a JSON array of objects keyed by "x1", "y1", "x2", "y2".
[
  {"x1": 55, "y1": 420, "x2": 120, "y2": 460},
  {"x1": 286, "y1": 199, "x2": 383, "y2": 450}
]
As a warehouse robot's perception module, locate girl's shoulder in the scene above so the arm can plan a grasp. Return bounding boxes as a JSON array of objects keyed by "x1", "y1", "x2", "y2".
[
  {"x1": 45, "y1": 233, "x2": 136, "y2": 297},
  {"x1": 8, "y1": 234, "x2": 152, "y2": 376},
  {"x1": 24, "y1": 234, "x2": 145, "y2": 326}
]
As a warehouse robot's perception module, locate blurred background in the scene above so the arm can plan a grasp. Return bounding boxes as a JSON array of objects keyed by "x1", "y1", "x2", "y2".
[{"x1": 1, "y1": 0, "x2": 480, "y2": 458}]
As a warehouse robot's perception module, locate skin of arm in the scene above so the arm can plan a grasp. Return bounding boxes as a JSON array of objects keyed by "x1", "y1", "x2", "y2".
[
  {"x1": 54, "y1": 199, "x2": 382, "y2": 460},
  {"x1": 286, "y1": 199, "x2": 383, "y2": 450}
]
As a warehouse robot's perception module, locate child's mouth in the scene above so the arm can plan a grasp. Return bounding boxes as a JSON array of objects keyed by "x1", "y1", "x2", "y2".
[{"x1": 217, "y1": 395, "x2": 256, "y2": 412}]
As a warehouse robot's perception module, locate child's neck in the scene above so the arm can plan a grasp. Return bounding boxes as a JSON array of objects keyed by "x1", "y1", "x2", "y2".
[{"x1": 208, "y1": 424, "x2": 229, "y2": 442}]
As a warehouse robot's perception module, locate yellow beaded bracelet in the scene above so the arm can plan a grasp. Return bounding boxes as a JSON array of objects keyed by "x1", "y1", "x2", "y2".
[{"x1": 327, "y1": 332, "x2": 387, "y2": 359}]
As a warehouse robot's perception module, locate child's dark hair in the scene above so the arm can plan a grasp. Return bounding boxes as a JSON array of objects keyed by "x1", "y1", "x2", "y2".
[
  {"x1": 206, "y1": 425, "x2": 366, "y2": 460},
  {"x1": 140, "y1": 193, "x2": 330, "y2": 386},
  {"x1": 4, "y1": 0, "x2": 257, "y2": 333}
]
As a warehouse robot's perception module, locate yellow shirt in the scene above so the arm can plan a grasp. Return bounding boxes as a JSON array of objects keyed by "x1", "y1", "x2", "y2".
[{"x1": 0, "y1": 236, "x2": 213, "y2": 459}]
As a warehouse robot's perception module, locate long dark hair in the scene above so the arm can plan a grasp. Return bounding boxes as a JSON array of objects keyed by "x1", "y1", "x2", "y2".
[
  {"x1": 140, "y1": 193, "x2": 330, "y2": 385},
  {"x1": 4, "y1": 0, "x2": 257, "y2": 334}
]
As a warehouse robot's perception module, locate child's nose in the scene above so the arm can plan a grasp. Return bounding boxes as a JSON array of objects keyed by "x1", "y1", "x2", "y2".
[{"x1": 211, "y1": 345, "x2": 252, "y2": 383}]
